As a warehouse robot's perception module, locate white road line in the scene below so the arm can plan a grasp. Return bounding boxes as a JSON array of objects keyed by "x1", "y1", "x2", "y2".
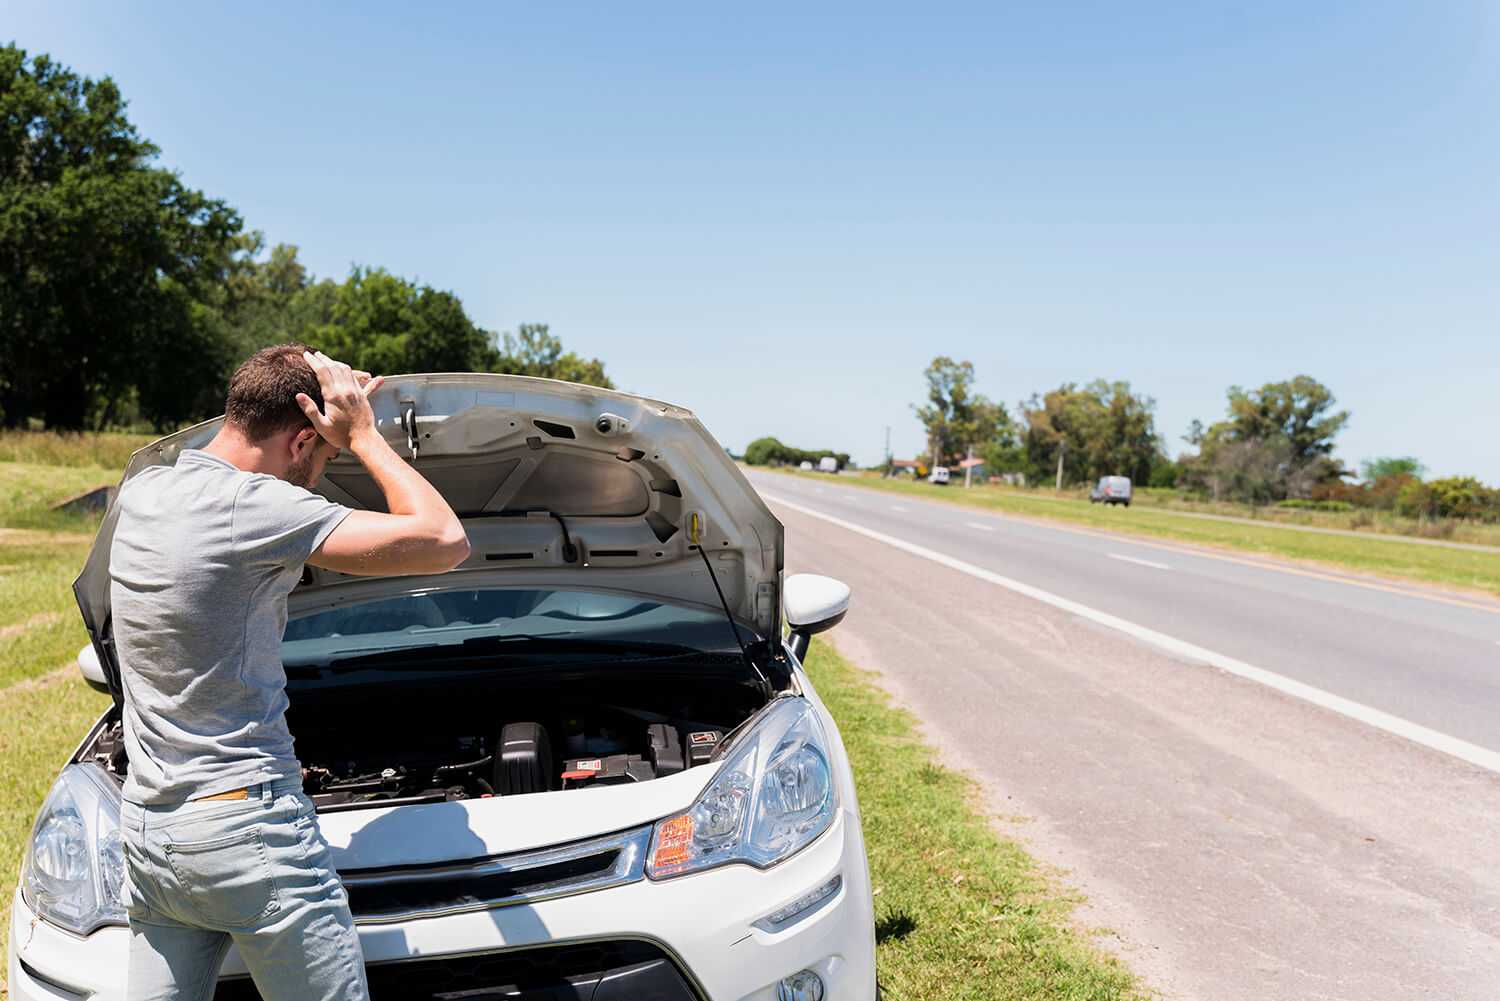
[
  {"x1": 1108, "y1": 553, "x2": 1170, "y2": 571},
  {"x1": 964, "y1": 521, "x2": 996, "y2": 532},
  {"x1": 890, "y1": 505, "x2": 908, "y2": 513},
  {"x1": 764, "y1": 492, "x2": 1500, "y2": 777}
]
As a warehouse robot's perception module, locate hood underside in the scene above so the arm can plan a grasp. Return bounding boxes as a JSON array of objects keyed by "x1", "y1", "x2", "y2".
[{"x1": 75, "y1": 374, "x2": 785, "y2": 693}]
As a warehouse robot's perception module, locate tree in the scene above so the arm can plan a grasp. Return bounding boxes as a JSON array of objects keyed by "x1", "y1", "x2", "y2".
[
  {"x1": 492, "y1": 323, "x2": 613, "y2": 388},
  {"x1": 0, "y1": 45, "x2": 242, "y2": 428},
  {"x1": 1361, "y1": 456, "x2": 1424, "y2": 482},
  {"x1": 972, "y1": 397, "x2": 1023, "y2": 476},
  {"x1": 1221, "y1": 376, "x2": 1348, "y2": 472},
  {"x1": 314, "y1": 268, "x2": 462, "y2": 374},
  {"x1": 1020, "y1": 381, "x2": 1161, "y2": 487},
  {"x1": 742, "y1": 436, "x2": 849, "y2": 469},
  {"x1": 913, "y1": 357, "x2": 980, "y2": 467},
  {"x1": 1184, "y1": 376, "x2": 1349, "y2": 502}
]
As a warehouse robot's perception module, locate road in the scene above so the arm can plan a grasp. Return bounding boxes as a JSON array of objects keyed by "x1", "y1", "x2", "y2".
[{"x1": 749, "y1": 469, "x2": 1500, "y2": 1001}]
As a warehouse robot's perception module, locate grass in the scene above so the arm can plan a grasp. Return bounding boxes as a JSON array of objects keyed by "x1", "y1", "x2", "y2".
[
  {"x1": 0, "y1": 463, "x2": 118, "y2": 533},
  {"x1": 802, "y1": 640, "x2": 1144, "y2": 999},
  {"x1": 0, "y1": 449, "x2": 112, "y2": 986},
  {"x1": 0, "y1": 430, "x2": 155, "y2": 470},
  {"x1": 768, "y1": 469, "x2": 1500, "y2": 597}
]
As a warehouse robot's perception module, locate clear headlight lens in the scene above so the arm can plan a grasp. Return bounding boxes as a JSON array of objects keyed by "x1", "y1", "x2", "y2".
[
  {"x1": 20, "y1": 764, "x2": 127, "y2": 935},
  {"x1": 648, "y1": 698, "x2": 838, "y2": 878}
]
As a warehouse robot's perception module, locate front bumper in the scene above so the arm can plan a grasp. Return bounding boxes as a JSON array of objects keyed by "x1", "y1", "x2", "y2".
[{"x1": 8, "y1": 808, "x2": 875, "y2": 1000}]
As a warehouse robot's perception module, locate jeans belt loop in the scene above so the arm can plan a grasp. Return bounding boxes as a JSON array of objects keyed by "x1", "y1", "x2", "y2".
[{"x1": 259, "y1": 782, "x2": 273, "y2": 802}]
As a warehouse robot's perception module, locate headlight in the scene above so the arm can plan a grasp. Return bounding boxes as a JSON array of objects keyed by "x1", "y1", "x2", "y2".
[
  {"x1": 648, "y1": 698, "x2": 837, "y2": 878},
  {"x1": 20, "y1": 764, "x2": 127, "y2": 935}
]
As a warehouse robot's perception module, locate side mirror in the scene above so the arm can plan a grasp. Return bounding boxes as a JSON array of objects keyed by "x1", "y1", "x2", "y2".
[
  {"x1": 77, "y1": 643, "x2": 110, "y2": 694},
  {"x1": 784, "y1": 573, "x2": 851, "y2": 661}
]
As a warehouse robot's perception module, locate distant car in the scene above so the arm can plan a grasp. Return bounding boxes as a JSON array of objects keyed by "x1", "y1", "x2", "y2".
[
  {"x1": 799, "y1": 460, "x2": 814, "y2": 471},
  {"x1": 928, "y1": 466, "x2": 951, "y2": 486},
  {"x1": 1090, "y1": 475, "x2": 1133, "y2": 506},
  {"x1": 817, "y1": 456, "x2": 839, "y2": 474}
]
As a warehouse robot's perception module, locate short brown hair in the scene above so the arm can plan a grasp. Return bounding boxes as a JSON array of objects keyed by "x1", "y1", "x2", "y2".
[{"x1": 224, "y1": 343, "x2": 323, "y2": 441}]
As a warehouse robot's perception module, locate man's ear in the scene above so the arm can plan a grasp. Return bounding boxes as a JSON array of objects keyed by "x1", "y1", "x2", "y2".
[{"x1": 290, "y1": 426, "x2": 321, "y2": 460}]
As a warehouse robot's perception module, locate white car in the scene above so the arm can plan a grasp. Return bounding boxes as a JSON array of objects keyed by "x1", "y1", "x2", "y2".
[{"x1": 10, "y1": 375, "x2": 876, "y2": 1001}]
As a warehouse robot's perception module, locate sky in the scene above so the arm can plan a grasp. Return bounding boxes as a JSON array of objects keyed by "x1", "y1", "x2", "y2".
[{"x1": 7, "y1": 2, "x2": 1499, "y2": 479}]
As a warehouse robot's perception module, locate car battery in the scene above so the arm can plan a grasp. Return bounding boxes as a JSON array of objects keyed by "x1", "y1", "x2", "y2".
[
  {"x1": 684, "y1": 729, "x2": 723, "y2": 768},
  {"x1": 561, "y1": 754, "x2": 655, "y2": 788}
]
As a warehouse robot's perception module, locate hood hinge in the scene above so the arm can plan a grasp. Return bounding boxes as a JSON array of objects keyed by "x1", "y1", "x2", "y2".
[{"x1": 399, "y1": 400, "x2": 420, "y2": 461}]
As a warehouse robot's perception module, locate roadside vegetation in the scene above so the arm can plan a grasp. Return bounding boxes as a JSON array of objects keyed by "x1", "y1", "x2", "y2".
[
  {"x1": 803, "y1": 640, "x2": 1145, "y2": 1000},
  {"x1": 745, "y1": 355, "x2": 1500, "y2": 590}
]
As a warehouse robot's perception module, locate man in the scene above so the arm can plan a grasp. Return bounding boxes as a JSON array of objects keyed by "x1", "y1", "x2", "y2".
[{"x1": 110, "y1": 345, "x2": 469, "y2": 1000}]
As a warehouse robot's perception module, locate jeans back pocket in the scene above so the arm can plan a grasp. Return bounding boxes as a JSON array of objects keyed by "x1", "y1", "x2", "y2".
[{"x1": 163, "y1": 827, "x2": 280, "y2": 928}]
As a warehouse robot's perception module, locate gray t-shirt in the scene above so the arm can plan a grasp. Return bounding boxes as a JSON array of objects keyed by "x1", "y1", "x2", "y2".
[{"x1": 109, "y1": 449, "x2": 351, "y2": 804}]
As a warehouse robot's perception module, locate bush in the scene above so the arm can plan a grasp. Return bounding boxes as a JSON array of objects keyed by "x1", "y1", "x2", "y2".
[
  {"x1": 1148, "y1": 460, "x2": 1180, "y2": 489},
  {"x1": 1278, "y1": 498, "x2": 1353, "y2": 512},
  {"x1": 1396, "y1": 477, "x2": 1500, "y2": 523}
]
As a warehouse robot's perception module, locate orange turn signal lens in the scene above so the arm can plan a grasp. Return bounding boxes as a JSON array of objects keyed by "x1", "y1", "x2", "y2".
[{"x1": 650, "y1": 814, "x2": 695, "y2": 871}]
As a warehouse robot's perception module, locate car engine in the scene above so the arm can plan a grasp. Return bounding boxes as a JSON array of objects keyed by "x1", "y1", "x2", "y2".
[{"x1": 295, "y1": 713, "x2": 725, "y2": 812}]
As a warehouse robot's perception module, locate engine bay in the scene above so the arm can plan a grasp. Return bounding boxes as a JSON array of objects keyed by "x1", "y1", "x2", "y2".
[
  {"x1": 83, "y1": 666, "x2": 767, "y2": 812},
  {"x1": 296, "y1": 710, "x2": 727, "y2": 811}
]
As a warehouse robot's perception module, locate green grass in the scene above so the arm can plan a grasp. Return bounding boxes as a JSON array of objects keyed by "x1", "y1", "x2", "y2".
[
  {"x1": 0, "y1": 541, "x2": 95, "y2": 686},
  {"x1": 0, "y1": 675, "x2": 112, "y2": 976},
  {"x1": 802, "y1": 641, "x2": 1144, "y2": 1000},
  {"x1": 0, "y1": 431, "x2": 155, "y2": 470},
  {"x1": 770, "y1": 469, "x2": 1500, "y2": 597},
  {"x1": 0, "y1": 462, "x2": 117, "y2": 533}
]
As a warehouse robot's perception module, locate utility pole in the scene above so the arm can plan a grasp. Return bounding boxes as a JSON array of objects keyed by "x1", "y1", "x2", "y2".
[
  {"x1": 964, "y1": 443, "x2": 974, "y2": 488},
  {"x1": 1055, "y1": 438, "x2": 1066, "y2": 491},
  {"x1": 883, "y1": 425, "x2": 891, "y2": 477}
]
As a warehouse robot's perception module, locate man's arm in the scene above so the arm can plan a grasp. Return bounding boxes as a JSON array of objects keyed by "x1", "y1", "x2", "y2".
[{"x1": 297, "y1": 351, "x2": 470, "y2": 576}]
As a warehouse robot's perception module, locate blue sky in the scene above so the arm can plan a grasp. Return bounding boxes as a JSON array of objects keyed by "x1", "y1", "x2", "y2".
[{"x1": 8, "y1": 3, "x2": 1498, "y2": 478}]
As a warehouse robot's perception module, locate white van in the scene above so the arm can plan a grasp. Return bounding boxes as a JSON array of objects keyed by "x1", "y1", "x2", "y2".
[
  {"x1": 928, "y1": 466, "x2": 951, "y2": 486},
  {"x1": 817, "y1": 456, "x2": 839, "y2": 473}
]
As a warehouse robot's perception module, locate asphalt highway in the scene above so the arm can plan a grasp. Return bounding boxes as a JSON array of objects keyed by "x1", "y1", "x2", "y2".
[{"x1": 750, "y1": 470, "x2": 1500, "y2": 1001}]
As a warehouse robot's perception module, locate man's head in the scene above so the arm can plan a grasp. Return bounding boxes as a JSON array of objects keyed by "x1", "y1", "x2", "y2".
[{"x1": 222, "y1": 343, "x2": 339, "y2": 488}]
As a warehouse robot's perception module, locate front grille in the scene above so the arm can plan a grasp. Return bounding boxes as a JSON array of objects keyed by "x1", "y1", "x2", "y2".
[
  {"x1": 214, "y1": 939, "x2": 702, "y2": 1001},
  {"x1": 341, "y1": 825, "x2": 652, "y2": 924}
]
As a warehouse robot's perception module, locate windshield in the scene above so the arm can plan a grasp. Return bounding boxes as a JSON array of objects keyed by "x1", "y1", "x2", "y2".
[{"x1": 282, "y1": 587, "x2": 746, "y2": 667}]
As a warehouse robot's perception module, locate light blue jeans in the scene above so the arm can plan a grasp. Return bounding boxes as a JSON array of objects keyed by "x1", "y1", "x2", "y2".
[{"x1": 120, "y1": 778, "x2": 370, "y2": 1001}]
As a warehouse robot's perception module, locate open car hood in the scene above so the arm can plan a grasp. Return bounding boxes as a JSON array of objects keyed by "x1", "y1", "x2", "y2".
[{"x1": 74, "y1": 374, "x2": 784, "y2": 699}]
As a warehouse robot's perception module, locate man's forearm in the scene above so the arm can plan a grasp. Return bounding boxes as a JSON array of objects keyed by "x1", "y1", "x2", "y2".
[{"x1": 349, "y1": 427, "x2": 460, "y2": 531}]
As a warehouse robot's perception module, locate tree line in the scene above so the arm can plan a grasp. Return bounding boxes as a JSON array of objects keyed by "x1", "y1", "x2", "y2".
[
  {"x1": 0, "y1": 46, "x2": 610, "y2": 432},
  {"x1": 911, "y1": 356, "x2": 1499, "y2": 522},
  {"x1": 742, "y1": 437, "x2": 851, "y2": 470}
]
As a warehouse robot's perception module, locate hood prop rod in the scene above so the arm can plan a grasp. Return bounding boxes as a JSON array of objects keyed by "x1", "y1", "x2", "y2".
[{"x1": 696, "y1": 544, "x2": 771, "y2": 697}]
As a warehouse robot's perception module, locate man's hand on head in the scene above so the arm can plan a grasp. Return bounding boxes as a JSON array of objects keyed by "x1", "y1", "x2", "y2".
[{"x1": 296, "y1": 351, "x2": 385, "y2": 451}]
